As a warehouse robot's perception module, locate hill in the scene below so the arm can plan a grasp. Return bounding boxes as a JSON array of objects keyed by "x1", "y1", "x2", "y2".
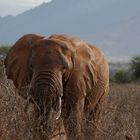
[{"x1": 0, "y1": 0, "x2": 140, "y2": 56}]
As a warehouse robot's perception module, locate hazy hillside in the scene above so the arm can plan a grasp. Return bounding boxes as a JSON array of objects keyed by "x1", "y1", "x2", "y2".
[{"x1": 0, "y1": 0, "x2": 140, "y2": 56}]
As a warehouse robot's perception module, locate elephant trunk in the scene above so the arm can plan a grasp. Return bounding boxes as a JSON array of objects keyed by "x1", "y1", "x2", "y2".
[{"x1": 30, "y1": 70, "x2": 63, "y2": 120}]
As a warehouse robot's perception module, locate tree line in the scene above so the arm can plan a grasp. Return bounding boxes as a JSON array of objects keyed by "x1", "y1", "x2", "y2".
[{"x1": 110, "y1": 56, "x2": 140, "y2": 83}]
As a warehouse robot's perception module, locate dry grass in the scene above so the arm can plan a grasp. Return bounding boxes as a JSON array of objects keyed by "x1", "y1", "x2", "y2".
[
  {"x1": 0, "y1": 67, "x2": 140, "y2": 139},
  {"x1": 96, "y1": 83, "x2": 140, "y2": 140}
]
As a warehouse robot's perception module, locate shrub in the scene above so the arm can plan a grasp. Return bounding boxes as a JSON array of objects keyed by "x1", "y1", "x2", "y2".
[
  {"x1": 109, "y1": 72, "x2": 115, "y2": 83},
  {"x1": 0, "y1": 46, "x2": 10, "y2": 77},
  {"x1": 130, "y1": 56, "x2": 140, "y2": 80},
  {"x1": 113, "y1": 69, "x2": 131, "y2": 83},
  {"x1": 0, "y1": 46, "x2": 10, "y2": 58}
]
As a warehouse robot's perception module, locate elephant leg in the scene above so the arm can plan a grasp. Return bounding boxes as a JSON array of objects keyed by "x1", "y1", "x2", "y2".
[
  {"x1": 63, "y1": 100, "x2": 84, "y2": 140},
  {"x1": 84, "y1": 87, "x2": 108, "y2": 140},
  {"x1": 84, "y1": 101, "x2": 102, "y2": 140}
]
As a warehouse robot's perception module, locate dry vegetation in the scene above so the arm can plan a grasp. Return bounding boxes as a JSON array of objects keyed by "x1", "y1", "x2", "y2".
[{"x1": 0, "y1": 65, "x2": 140, "y2": 140}]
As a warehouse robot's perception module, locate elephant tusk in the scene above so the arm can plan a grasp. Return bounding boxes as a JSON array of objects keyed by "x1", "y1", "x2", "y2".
[{"x1": 56, "y1": 97, "x2": 62, "y2": 120}]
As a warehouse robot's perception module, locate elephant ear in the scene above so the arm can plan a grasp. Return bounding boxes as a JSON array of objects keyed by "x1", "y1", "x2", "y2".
[{"x1": 4, "y1": 34, "x2": 44, "y2": 89}]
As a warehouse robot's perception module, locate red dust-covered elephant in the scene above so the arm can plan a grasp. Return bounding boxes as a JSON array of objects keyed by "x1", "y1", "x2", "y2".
[{"x1": 4, "y1": 34, "x2": 109, "y2": 140}]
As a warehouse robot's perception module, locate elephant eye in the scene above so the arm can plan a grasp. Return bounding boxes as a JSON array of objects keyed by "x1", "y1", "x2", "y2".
[
  {"x1": 30, "y1": 64, "x2": 33, "y2": 70},
  {"x1": 63, "y1": 63, "x2": 68, "y2": 69}
]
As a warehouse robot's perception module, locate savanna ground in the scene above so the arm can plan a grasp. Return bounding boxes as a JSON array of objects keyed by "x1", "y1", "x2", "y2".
[{"x1": 0, "y1": 64, "x2": 140, "y2": 140}]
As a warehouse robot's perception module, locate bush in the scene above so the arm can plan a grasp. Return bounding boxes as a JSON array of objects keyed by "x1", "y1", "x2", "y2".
[
  {"x1": 0, "y1": 59, "x2": 4, "y2": 77},
  {"x1": 130, "y1": 56, "x2": 140, "y2": 80},
  {"x1": 109, "y1": 72, "x2": 115, "y2": 83},
  {"x1": 0, "y1": 46, "x2": 10, "y2": 58},
  {"x1": 0, "y1": 46, "x2": 10, "y2": 77},
  {"x1": 113, "y1": 69, "x2": 131, "y2": 83}
]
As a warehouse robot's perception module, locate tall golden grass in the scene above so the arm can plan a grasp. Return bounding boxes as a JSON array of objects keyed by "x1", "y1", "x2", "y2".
[{"x1": 0, "y1": 64, "x2": 140, "y2": 140}]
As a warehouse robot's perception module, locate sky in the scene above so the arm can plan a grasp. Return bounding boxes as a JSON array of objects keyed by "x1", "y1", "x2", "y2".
[{"x1": 0, "y1": 0, "x2": 52, "y2": 17}]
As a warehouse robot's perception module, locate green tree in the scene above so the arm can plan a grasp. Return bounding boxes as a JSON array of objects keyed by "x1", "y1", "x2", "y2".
[
  {"x1": 114, "y1": 69, "x2": 131, "y2": 83},
  {"x1": 0, "y1": 46, "x2": 10, "y2": 58},
  {"x1": 130, "y1": 56, "x2": 140, "y2": 80},
  {"x1": 0, "y1": 46, "x2": 10, "y2": 76}
]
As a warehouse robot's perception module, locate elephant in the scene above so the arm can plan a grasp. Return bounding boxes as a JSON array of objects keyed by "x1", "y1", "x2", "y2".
[{"x1": 4, "y1": 34, "x2": 109, "y2": 140}]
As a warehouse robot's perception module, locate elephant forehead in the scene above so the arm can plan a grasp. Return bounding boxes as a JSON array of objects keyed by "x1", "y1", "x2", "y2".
[{"x1": 31, "y1": 53, "x2": 65, "y2": 68}]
